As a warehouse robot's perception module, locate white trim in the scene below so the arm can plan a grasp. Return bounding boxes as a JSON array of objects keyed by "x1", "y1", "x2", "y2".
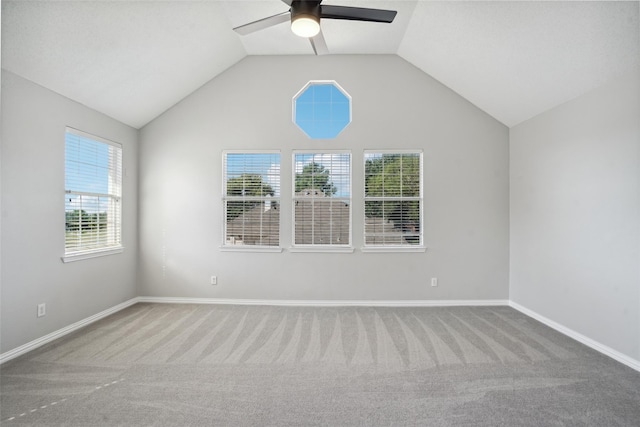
[
  {"x1": 137, "y1": 296, "x2": 509, "y2": 307},
  {"x1": 61, "y1": 246, "x2": 124, "y2": 263},
  {"x1": 292, "y1": 150, "x2": 353, "y2": 248},
  {"x1": 509, "y1": 301, "x2": 640, "y2": 373},
  {"x1": 364, "y1": 149, "x2": 424, "y2": 155},
  {"x1": 363, "y1": 150, "x2": 424, "y2": 248},
  {"x1": 222, "y1": 150, "x2": 282, "y2": 249},
  {"x1": 65, "y1": 129, "x2": 123, "y2": 256},
  {"x1": 65, "y1": 126, "x2": 122, "y2": 149},
  {"x1": 289, "y1": 246, "x2": 355, "y2": 253},
  {"x1": 222, "y1": 149, "x2": 282, "y2": 155},
  {"x1": 292, "y1": 80, "x2": 352, "y2": 140},
  {"x1": 219, "y1": 246, "x2": 283, "y2": 253},
  {"x1": 361, "y1": 246, "x2": 426, "y2": 253},
  {"x1": 0, "y1": 298, "x2": 139, "y2": 364}
]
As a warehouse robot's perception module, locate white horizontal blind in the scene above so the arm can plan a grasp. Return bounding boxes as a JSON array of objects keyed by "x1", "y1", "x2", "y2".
[
  {"x1": 293, "y1": 152, "x2": 351, "y2": 246},
  {"x1": 65, "y1": 128, "x2": 122, "y2": 254},
  {"x1": 223, "y1": 152, "x2": 280, "y2": 247},
  {"x1": 364, "y1": 152, "x2": 422, "y2": 246}
]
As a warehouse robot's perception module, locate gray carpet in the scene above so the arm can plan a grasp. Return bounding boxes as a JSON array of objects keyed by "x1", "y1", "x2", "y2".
[{"x1": 1, "y1": 303, "x2": 639, "y2": 426}]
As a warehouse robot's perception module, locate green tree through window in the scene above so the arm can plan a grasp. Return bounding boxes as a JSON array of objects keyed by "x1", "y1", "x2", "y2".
[
  {"x1": 364, "y1": 152, "x2": 422, "y2": 246},
  {"x1": 294, "y1": 162, "x2": 337, "y2": 196},
  {"x1": 64, "y1": 128, "x2": 122, "y2": 257},
  {"x1": 293, "y1": 152, "x2": 351, "y2": 247},
  {"x1": 223, "y1": 152, "x2": 281, "y2": 247},
  {"x1": 226, "y1": 174, "x2": 275, "y2": 221}
]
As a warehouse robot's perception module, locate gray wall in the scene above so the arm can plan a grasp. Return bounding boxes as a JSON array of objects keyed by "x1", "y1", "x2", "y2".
[
  {"x1": 0, "y1": 71, "x2": 139, "y2": 353},
  {"x1": 138, "y1": 55, "x2": 510, "y2": 301},
  {"x1": 510, "y1": 68, "x2": 640, "y2": 361},
  {"x1": 3, "y1": 53, "x2": 637, "y2": 368}
]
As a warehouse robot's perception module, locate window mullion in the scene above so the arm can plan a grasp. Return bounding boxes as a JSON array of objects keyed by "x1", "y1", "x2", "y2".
[
  {"x1": 292, "y1": 151, "x2": 351, "y2": 248},
  {"x1": 64, "y1": 128, "x2": 123, "y2": 259},
  {"x1": 364, "y1": 151, "x2": 423, "y2": 249},
  {"x1": 223, "y1": 151, "x2": 281, "y2": 248}
]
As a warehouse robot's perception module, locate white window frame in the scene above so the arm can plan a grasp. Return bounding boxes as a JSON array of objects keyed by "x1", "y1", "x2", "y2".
[
  {"x1": 62, "y1": 127, "x2": 123, "y2": 262},
  {"x1": 292, "y1": 80, "x2": 352, "y2": 140},
  {"x1": 362, "y1": 150, "x2": 425, "y2": 253},
  {"x1": 221, "y1": 150, "x2": 282, "y2": 252},
  {"x1": 291, "y1": 150, "x2": 353, "y2": 253}
]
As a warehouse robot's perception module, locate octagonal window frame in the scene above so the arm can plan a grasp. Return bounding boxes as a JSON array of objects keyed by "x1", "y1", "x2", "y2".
[{"x1": 292, "y1": 80, "x2": 352, "y2": 140}]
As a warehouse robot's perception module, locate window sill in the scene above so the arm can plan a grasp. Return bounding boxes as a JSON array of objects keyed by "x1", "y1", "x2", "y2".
[
  {"x1": 62, "y1": 247, "x2": 124, "y2": 263},
  {"x1": 361, "y1": 246, "x2": 426, "y2": 253},
  {"x1": 289, "y1": 246, "x2": 355, "y2": 253},
  {"x1": 220, "y1": 246, "x2": 283, "y2": 253}
]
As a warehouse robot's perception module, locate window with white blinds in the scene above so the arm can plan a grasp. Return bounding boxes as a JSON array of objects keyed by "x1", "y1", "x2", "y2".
[
  {"x1": 223, "y1": 152, "x2": 281, "y2": 248},
  {"x1": 64, "y1": 128, "x2": 122, "y2": 258},
  {"x1": 364, "y1": 151, "x2": 423, "y2": 247},
  {"x1": 293, "y1": 152, "x2": 351, "y2": 248}
]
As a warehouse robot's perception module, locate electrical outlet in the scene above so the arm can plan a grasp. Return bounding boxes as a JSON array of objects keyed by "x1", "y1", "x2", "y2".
[
  {"x1": 431, "y1": 278, "x2": 438, "y2": 287},
  {"x1": 210, "y1": 275, "x2": 217, "y2": 285},
  {"x1": 37, "y1": 303, "x2": 46, "y2": 317}
]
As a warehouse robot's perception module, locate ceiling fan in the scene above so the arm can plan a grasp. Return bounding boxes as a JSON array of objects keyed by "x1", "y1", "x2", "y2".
[{"x1": 233, "y1": 0, "x2": 397, "y2": 55}]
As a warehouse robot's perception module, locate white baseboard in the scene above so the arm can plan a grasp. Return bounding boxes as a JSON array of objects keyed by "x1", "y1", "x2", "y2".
[
  {"x1": 137, "y1": 296, "x2": 510, "y2": 307},
  {"x1": 0, "y1": 297, "x2": 507, "y2": 363},
  {"x1": 4, "y1": 297, "x2": 637, "y2": 374},
  {"x1": 0, "y1": 297, "x2": 140, "y2": 364},
  {"x1": 509, "y1": 301, "x2": 640, "y2": 373}
]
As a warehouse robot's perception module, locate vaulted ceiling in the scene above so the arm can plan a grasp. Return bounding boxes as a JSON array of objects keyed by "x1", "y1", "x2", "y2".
[{"x1": 2, "y1": 1, "x2": 639, "y2": 129}]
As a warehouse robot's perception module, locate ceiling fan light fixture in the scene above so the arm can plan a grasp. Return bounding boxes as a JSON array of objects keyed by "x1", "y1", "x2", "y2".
[
  {"x1": 290, "y1": 1, "x2": 321, "y2": 38},
  {"x1": 291, "y1": 14, "x2": 320, "y2": 38}
]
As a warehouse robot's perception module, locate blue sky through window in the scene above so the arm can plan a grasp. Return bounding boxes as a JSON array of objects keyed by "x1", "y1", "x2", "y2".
[
  {"x1": 294, "y1": 152, "x2": 351, "y2": 198},
  {"x1": 226, "y1": 152, "x2": 281, "y2": 197},
  {"x1": 65, "y1": 133, "x2": 110, "y2": 195},
  {"x1": 294, "y1": 82, "x2": 351, "y2": 139}
]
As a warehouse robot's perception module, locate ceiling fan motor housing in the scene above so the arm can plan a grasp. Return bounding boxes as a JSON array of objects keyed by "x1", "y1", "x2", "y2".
[{"x1": 291, "y1": 1, "x2": 321, "y2": 24}]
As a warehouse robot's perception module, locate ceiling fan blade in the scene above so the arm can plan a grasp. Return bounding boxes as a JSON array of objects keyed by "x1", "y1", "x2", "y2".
[
  {"x1": 233, "y1": 11, "x2": 290, "y2": 35},
  {"x1": 310, "y1": 29, "x2": 329, "y2": 56},
  {"x1": 280, "y1": 0, "x2": 294, "y2": 5},
  {"x1": 320, "y1": 5, "x2": 397, "y2": 23}
]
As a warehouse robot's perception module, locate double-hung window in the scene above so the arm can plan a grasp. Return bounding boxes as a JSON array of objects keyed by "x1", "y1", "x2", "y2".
[
  {"x1": 292, "y1": 151, "x2": 352, "y2": 251},
  {"x1": 364, "y1": 151, "x2": 424, "y2": 250},
  {"x1": 222, "y1": 151, "x2": 281, "y2": 249},
  {"x1": 64, "y1": 128, "x2": 123, "y2": 261}
]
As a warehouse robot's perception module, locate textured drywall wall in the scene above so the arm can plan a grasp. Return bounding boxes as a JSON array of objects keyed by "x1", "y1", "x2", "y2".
[
  {"x1": 0, "y1": 70, "x2": 139, "y2": 353},
  {"x1": 138, "y1": 55, "x2": 509, "y2": 301},
  {"x1": 510, "y1": 68, "x2": 640, "y2": 361}
]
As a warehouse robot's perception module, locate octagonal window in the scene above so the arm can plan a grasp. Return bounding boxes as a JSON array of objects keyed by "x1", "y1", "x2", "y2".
[{"x1": 293, "y1": 81, "x2": 351, "y2": 139}]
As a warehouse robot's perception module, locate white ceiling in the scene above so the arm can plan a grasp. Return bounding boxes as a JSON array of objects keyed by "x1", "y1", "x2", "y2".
[{"x1": 2, "y1": 1, "x2": 639, "y2": 129}]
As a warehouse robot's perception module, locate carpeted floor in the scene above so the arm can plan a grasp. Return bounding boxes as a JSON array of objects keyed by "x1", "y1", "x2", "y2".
[{"x1": 1, "y1": 303, "x2": 639, "y2": 426}]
